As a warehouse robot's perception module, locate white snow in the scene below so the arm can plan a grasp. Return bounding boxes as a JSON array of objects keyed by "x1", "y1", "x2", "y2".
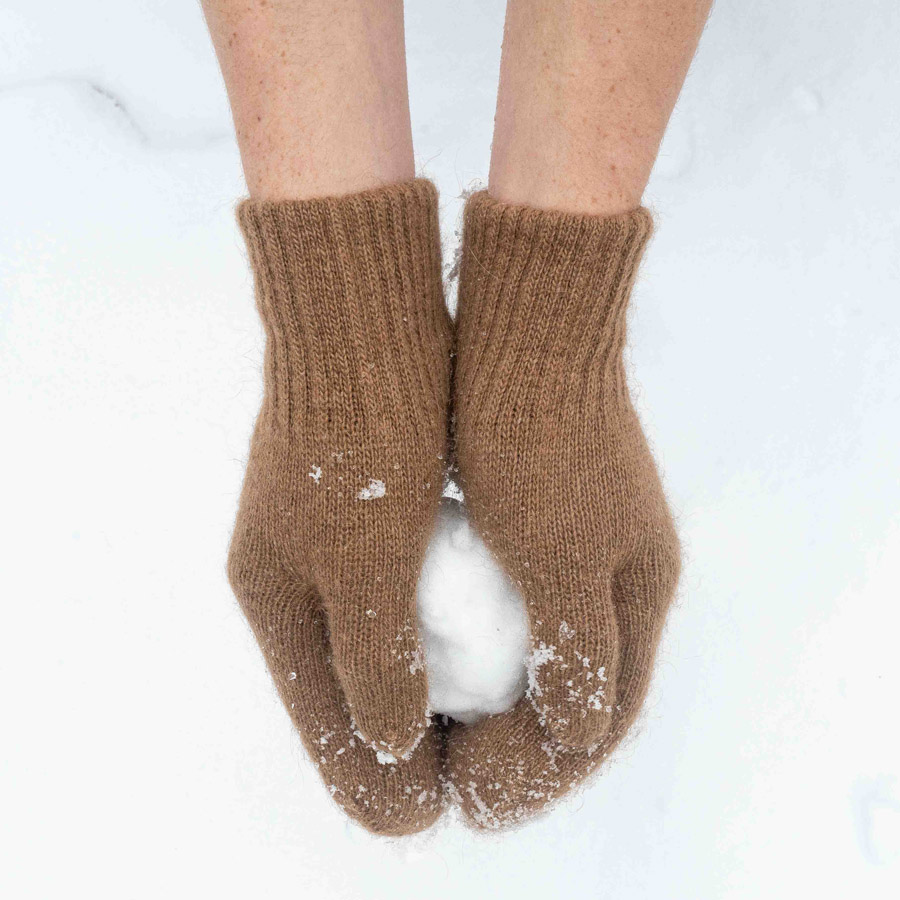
[
  {"x1": 525, "y1": 642, "x2": 560, "y2": 703},
  {"x1": 356, "y1": 478, "x2": 386, "y2": 501},
  {"x1": 417, "y1": 499, "x2": 529, "y2": 724},
  {"x1": 1, "y1": 1, "x2": 899, "y2": 898}
]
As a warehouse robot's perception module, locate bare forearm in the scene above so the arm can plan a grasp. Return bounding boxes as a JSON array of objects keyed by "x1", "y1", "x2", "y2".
[
  {"x1": 201, "y1": 0, "x2": 414, "y2": 199},
  {"x1": 490, "y1": 0, "x2": 713, "y2": 215}
]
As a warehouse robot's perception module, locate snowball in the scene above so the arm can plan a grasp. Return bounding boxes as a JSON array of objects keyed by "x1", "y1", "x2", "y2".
[{"x1": 417, "y1": 498, "x2": 529, "y2": 724}]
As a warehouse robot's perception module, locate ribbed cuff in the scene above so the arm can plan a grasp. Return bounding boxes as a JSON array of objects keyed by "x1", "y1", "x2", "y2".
[
  {"x1": 461, "y1": 191, "x2": 652, "y2": 315},
  {"x1": 237, "y1": 179, "x2": 450, "y2": 430},
  {"x1": 457, "y1": 192, "x2": 654, "y2": 380},
  {"x1": 238, "y1": 179, "x2": 443, "y2": 332}
]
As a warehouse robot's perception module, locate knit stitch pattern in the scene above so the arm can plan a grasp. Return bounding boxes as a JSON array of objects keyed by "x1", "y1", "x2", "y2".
[
  {"x1": 229, "y1": 180, "x2": 451, "y2": 835},
  {"x1": 447, "y1": 192, "x2": 680, "y2": 829}
]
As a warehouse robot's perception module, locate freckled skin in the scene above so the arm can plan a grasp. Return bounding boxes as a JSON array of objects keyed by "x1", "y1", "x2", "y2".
[
  {"x1": 490, "y1": 0, "x2": 713, "y2": 216},
  {"x1": 200, "y1": 0, "x2": 415, "y2": 200}
]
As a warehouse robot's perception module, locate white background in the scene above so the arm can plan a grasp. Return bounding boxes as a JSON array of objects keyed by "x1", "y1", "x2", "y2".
[{"x1": 1, "y1": 1, "x2": 898, "y2": 897}]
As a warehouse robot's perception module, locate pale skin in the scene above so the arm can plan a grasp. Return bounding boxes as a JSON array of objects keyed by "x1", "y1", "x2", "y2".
[
  {"x1": 201, "y1": 0, "x2": 415, "y2": 199},
  {"x1": 491, "y1": 0, "x2": 713, "y2": 214},
  {"x1": 201, "y1": 0, "x2": 712, "y2": 210}
]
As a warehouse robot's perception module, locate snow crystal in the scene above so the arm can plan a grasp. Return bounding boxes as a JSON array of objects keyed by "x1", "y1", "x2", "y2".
[
  {"x1": 357, "y1": 479, "x2": 386, "y2": 501},
  {"x1": 442, "y1": 479, "x2": 465, "y2": 503},
  {"x1": 375, "y1": 749, "x2": 398, "y2": 766},
  {"x1": 308, "y1": 465, "x2": 322, "y2": 484},
  {"x1": 409, "y1": 645, "x2": 425, "y2": 675},
  {"x1": 526, "y1": 642, "x2": 561, "y2": 700}
]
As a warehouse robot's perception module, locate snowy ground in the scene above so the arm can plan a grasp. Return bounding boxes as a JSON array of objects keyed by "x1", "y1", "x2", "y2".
[{"x1": 1, "y1": 1, "x2": 899, "y2": 897}]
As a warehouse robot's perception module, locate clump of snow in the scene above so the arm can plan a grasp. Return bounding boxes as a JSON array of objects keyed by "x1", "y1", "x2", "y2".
[
  {"x1": 526, "y1": 642, "x2": 561, "y2": 699},
  {"x1": 349, "y1": 713, "x2": 428, "y2": 764},
  {"x1": 408, "y1": 646, "x2": 425, "y2": 675},
  {"x1": 357, "y1": 478, "x2": 386, "y2": 501},
  {"x1": 525, "y1": 641, "x2": 561, "y2": 725},
  {"x1": 417, "y1": 498, "x2": 529, "y2": 724}
]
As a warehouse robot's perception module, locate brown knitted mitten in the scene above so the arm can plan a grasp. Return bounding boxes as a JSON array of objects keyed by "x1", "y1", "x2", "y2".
[
  {"x1": 228, "y1": 180, "x2": 451, "y2": 834},
  {"x1": 447, "y1": 192, "x2": 680, "y2": 828}
]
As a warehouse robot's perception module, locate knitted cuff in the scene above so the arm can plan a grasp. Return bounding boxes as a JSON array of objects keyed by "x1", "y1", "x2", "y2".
[
  {"x1": 237, "y1": 179, "x2": 451, "y2": 428},
  {"x1": 458, "y1": 192, "x2": 653, "y2": 358}
]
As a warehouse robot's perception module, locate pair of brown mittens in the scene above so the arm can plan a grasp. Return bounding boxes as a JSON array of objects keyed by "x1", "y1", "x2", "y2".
[{"x1": 228, "y1": 180, "x2": 679, "y2": 834}]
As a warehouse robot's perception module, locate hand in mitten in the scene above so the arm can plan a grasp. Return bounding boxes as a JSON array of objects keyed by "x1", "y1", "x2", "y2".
[
  {"x1": 447, "y1": 194, "x2": 680, "y2": 828},
  {"x1": 228, "y1": 181, "x2": 451, "y2": 834}
]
